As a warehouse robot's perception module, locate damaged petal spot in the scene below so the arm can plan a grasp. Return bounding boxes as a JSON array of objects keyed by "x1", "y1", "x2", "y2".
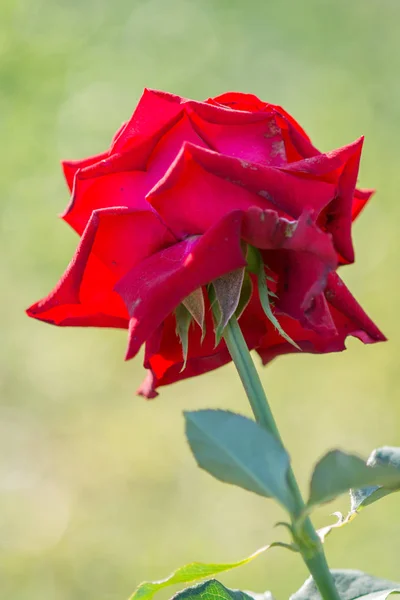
[
  {"x1": 270, "y1": 140, "x2": 286, "y2": 160},
  {"x1": 225, "y1": 177, "x2": 245, "y2": 187},
  {"x1": 325, "y1": 289, "x2": 335, "y2": 301},
  {"x1": 240, "y1": 160, "x2": 258, "y2": 171},
  {"x1": 258, "y1": 190, "x2": 273, "y2": 202},
  {"x1": 284, "y1": 220, "x2": 298, "y2": 238},
  {"x1": 264, "y1": 118, "x2": 280, "y2": 139}
]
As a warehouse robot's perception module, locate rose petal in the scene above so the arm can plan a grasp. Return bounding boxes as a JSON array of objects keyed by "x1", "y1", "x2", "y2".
[
  {"x1": 242, "y1": 208, "x2": 338, "y2": 334},
  {"x1": 138, "y1": 282, "x2": 268, "y2": 397},
  {"x1": 187, "y1": 108, "x2": 287, "y2": 166},
  {"x1": 115, "y1": 211, "x2": 247, "y2": 360},
  {"x1": 324, "y1": 272, "x2": 386, "y2": 342},
  {"x1": 146, "y1": 113, "x2": 208, "y2": 186},
  {"x1": 27, "y1": 206, "x2": 174, "y2": 327},
  {"x1": 211, "y1": 92, "x2": 267, "y2": 112},
  {"x1": 62, "y1": 151, "x2": 109, "y2": 193},
  {"x1": 281, "y1": 138, "x2": 364, "y2": 263},
  {"x1": 112, "y1": 88, "x2": 186, "y2": 153},
  {"x1": 148, "y1": 142, "x2": 335, "y2": 237},
  {"x1": 62, "y1": 171, "x2": 150, "y2": 235},
  {"x1": 257, "y1": 271, "x2": 385, "y2": 364},
  {"x1": 352, "y1": 188, "x2": 375, "y2": 221}
]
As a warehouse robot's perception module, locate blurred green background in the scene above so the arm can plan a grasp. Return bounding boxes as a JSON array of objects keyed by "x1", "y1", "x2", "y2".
[{"x1": 1, "y1": 0, "x2": 399, "y2": 598}]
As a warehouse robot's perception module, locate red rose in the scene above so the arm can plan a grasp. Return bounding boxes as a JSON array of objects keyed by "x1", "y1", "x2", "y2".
[{"x1": 27, "y1": 89, "x2": 385, "y2": 397}]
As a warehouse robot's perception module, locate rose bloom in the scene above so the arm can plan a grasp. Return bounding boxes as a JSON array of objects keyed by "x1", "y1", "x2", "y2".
[{"x1": 27, "y1": 89, "x2": 385, "y2": 397}]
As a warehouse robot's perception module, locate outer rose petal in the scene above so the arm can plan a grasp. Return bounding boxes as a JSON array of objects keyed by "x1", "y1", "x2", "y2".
[
  {"x1": 27, "y1": 207, "x2": 175, "y2": 327},
  {"x1": 112, "y1": 88, "x2": 186, "y2": 153},
  {"x1": 187, "y1": 104, "x2": 287, "y2": 167},
  {"x1": 63, "y1": 113, "x2": 208, "y2": 235},
  {"x1": 243, "y1": 208, "x2": 338, "y2": 334},
  {"x1": 352, "y1": 188, "x2": 375, "y2": 221},
  {"x1": 211, "y1": 92, "x2": 268, "y2": 112},
  {"x1": 61, "y1": 123, "x2": 128, "y2": 192},
  {"x1": 138, "y1": 284, "x2": 268, "y2": 398},
  {"x1": 274, "y1": 114, "x2": 375, "y2": 225},
  {"x1": 148, "y1": 142, "x2": 335, "y2": 238},
  {"x1": 282, "y1": 138, "x2": 364, "y2": 263},
  {"x1": 212, "y1": 92, "x2": 312, "y2": 144},
  {"x1": 257, "y1": 271, "x2": 385, "y2": 364},
  {"x1": 62, "y1": 152, "x2": 109, "y2": 193},
  {"x1": 63, "y1": 171, "x2": 150, "y2": 235},
  {"x1": 115, "y1": 211, "x2": 247, "y2": 360}
]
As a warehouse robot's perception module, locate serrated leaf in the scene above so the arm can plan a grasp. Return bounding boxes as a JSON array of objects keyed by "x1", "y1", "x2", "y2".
[
  {"x1": 212, "y1": 268, "x2": 245, "y2": 344},
  {"x1": 129, "y1": 546, "x2": 271, "y2": 600},
  {"x1": 175, "y1": 304, "x2": 192, "y2": 370},
  {"x1": 235, "y1": 271, "x2": 253, "y2": 320},
  {"x1": 185, "y1": 410, "x2": 294, "y2": 511},
  {"x1": 172, "y1": 579, "x2": 258, "y2": 600},
  {"x1": 290, "y1": 569, "x2": 400, "y2": 600},
  {"x1": 350, "y1": 446, "x2": 400, "y2": 513},
  {"x1": 249, "y1": 247, "x2": 300, "y2": 350},
  {"x1": 307, "y1": 450, "x2": 400, "y2": 508}
]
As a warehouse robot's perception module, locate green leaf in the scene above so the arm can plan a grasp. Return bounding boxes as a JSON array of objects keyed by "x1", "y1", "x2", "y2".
[
  {"x1": 212, "y1": 268, "x2": 245, "y2": 344},
  {"x1": 129, "y1": 546, "x2": 271, "y2": 600},
  {"x1": 350, "y1": 446, "x2": 400, "y2": 513},
  {"x1": 290, "y1": 569, "x2": 400, "y2": 600},
  {"x1": 185, "y1": 410, "x2": 294, "y2": 511},
  {"x1": 249, "y1": 247, "x2": 300, "y2": 350},
  {"x1": 172, "y1": 580, "x2": 259, "y2": 600},
  {"x1": 175, "y1": 304, "x2": 193, "y2": 370},
  {"x1": 315, "y1": 447, "x2": 400, "y2": 544},
  {"x1": 307, "y1": 449, "x2": 400, "y2": 507}
]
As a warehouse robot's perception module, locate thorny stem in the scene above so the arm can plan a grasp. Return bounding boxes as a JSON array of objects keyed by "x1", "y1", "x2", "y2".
[{"x1": 223, "y1": 315, "x2": 340, "y2": 600}]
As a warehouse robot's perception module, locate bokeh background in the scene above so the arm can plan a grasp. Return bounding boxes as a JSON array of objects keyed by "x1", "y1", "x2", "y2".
[{"x1": 1, "y1": 0, "x2": 399, "y2": 598}]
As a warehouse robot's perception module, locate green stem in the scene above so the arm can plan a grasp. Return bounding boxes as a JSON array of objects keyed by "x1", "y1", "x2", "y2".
[{"x1": 223, "y1": 316, "x2": 340, "y2": 600}]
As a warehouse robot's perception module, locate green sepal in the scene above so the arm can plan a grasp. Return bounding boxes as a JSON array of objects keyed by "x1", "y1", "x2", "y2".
[
  {"x1": 183, "y1": 288, "x2": 206, "y2": 341},
  {"x1": 129, "y1": 545, "x2": 271, "y2": 600},
  {"x1": 211, "y1": 268, "x2": 245, "y2": 345},
  {"x1": 290, "y1": 570, "x2": 400, "y2": 600},
  {"x1": 175, "y1": 304, "x2": 192, "y2": 371},
  {"x1": 248, "y1": 246, "x2": 300, "y2": 350},
  {"x1": 185, "y1": 409, "x2": 295, "y2": 512},
  {"x1": 235, "y1": 271, "x2": 253, "y2": 320}
]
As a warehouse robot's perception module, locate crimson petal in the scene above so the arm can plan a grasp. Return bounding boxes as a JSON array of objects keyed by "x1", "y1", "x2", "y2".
[
  {"x1": 27, "y1": 206, "x2": 175, "y2": 328},
  {"x1": 115, "y1": 211, "x2": 247, "y2": 360},
  {"x1": 148, "y1": 142, "x2": 335, "y2": 238}
]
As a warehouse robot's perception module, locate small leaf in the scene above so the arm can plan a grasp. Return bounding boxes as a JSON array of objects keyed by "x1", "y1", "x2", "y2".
[
  {"x1": 290, "y1": 569, "x2": 400, "y2": 600},
  {"x1": 183, "y1": 288, "x2": 206, "y2": 340},
  {"x1": 350, "y1": 446, "x2": 400, "y2": 513},
  {"x1": 175, "y1": 304, "x2": 192, "y2": 370},
  {"x1": 235, "y1": 271, "x2": 253, "y2": 320},
  {"x1": 173, "y1": 580, "x2": 257, "y2": 600},
  {"x1": 185, "y1": 410, "x2": 294, "y2": 511},
  {"x1": 212, "y1": 268, "x2": 245, "y2": 344},
  {"x1": 129, "y1": 546, "x2": 271, "y2": 600},
  {"x1": 307, "y1": 450, "x2": 400, "y2": 508},
  {"x1": 249, "y1": 247, "x2": 300, "y2": 350}
]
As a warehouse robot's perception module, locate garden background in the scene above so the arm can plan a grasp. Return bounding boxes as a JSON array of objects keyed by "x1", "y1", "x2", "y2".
[{"x1": 1, "y1": 0, "x2": 399, "y2": 598}]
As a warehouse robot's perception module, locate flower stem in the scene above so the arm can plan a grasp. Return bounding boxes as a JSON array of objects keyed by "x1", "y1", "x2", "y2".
[{"x1": 223, "y1": 316, "x2": 340, "y2": 600}]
